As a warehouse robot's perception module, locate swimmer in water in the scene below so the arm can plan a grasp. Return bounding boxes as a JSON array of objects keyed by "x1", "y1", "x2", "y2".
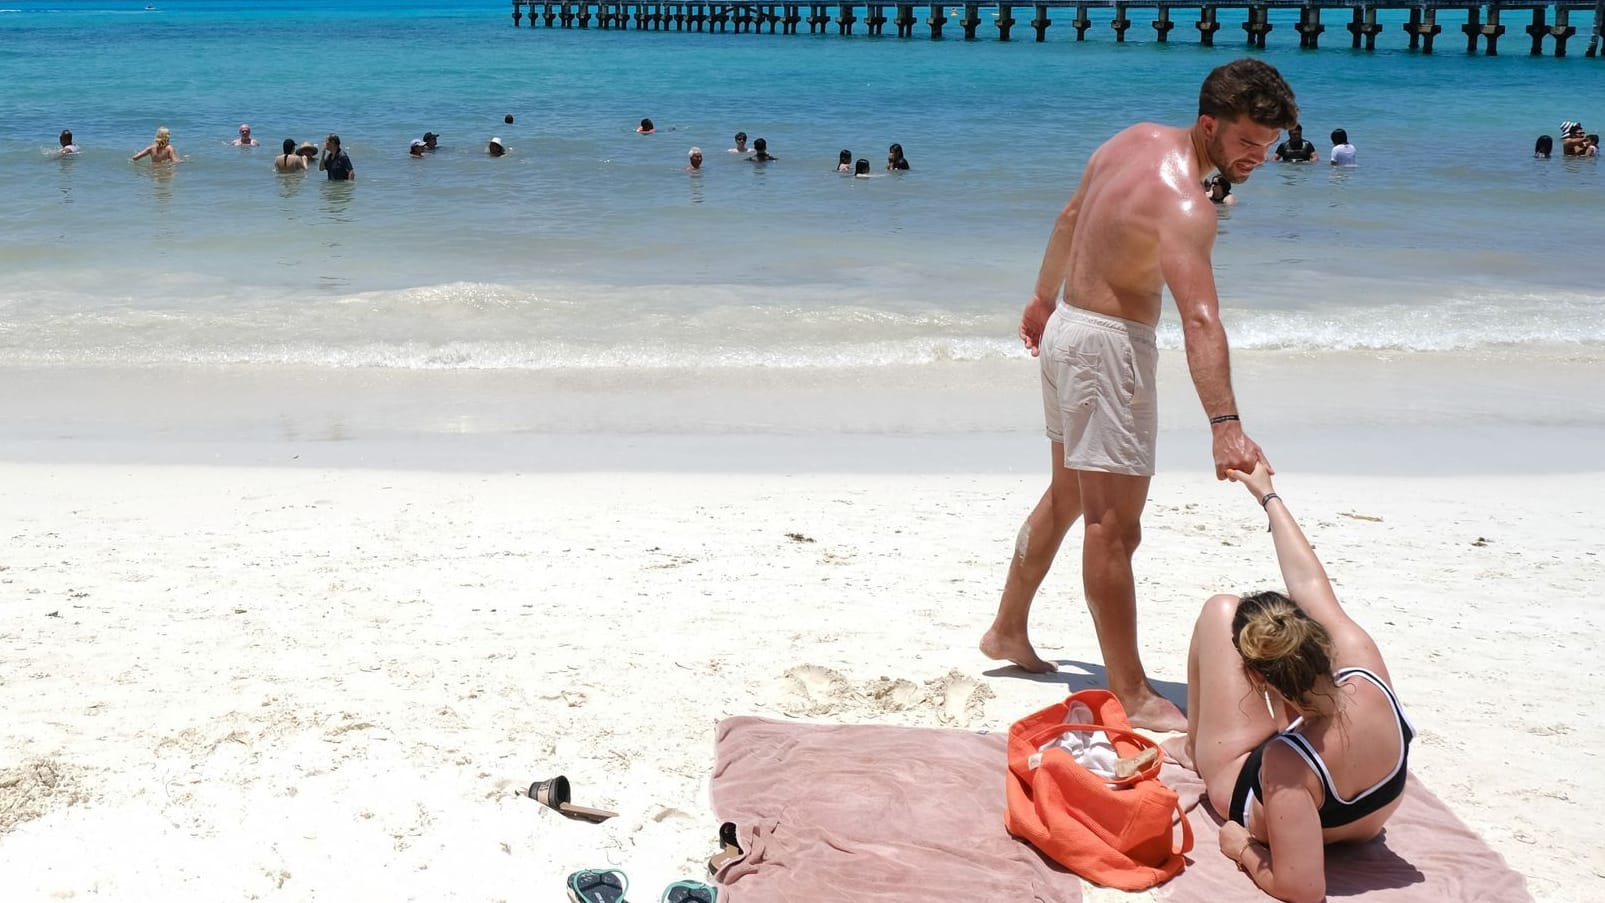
[{"x1": 131, "y1": 126, "x2": 181, "y2": 163}]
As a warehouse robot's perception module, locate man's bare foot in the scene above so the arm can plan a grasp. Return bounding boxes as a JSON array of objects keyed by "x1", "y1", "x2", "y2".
[
  {"x1": 979, "y1": 629, "x2": 1058, "y2": 674},
  {"x1": 1160, "y1": 735, "x2": 1196, "y2": 772},
  {"x1": 1119, "y1": 688, "x2": 1188, "y2": 733}
]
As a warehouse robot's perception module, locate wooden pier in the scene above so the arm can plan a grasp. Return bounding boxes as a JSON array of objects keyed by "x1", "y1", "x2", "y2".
[{"x1": 510, "y1": 0, "x2": 1605, "y2": 56}]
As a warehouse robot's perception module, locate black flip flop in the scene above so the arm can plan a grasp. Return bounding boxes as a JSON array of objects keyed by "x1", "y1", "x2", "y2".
[
  {"x1": 706, "y1": 821, "x2": 744, "y2": 875},
  {"x1": 529, "y1": 775, "x2": 618, "y2": 824}
]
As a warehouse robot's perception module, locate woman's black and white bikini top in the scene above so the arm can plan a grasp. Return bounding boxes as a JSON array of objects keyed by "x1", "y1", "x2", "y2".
[{"x1": 1252, "y1": 666, "x2": 1416, "y2": 829}]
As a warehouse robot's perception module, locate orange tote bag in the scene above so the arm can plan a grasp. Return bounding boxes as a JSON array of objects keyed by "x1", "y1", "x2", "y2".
[{"x1": 1004, "y1": 689, "x2": 1192, "y2": 891}]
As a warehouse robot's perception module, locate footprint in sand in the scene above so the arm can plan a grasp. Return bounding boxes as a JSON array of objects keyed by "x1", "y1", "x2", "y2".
[
  {"x1": 931, "y1": 671, "x2": 994, "y2": 726},
  {"x1": 780, "y1": 665, "x2": 854, "y2": 716},
  {"x1": 865, "y1": 677, "x2": 924, "y2": 711},
  {"x1": 0, "y1": 758, "x2": 86, "y2": 833},
  {"x1": 650, "y1": 806, "x2": 693, "y2": 823}
]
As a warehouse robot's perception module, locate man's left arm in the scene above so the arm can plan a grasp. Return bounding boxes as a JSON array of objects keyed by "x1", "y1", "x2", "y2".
[{"x1": 1157, "y1": 196, "x2": 1267, "y2": 479}]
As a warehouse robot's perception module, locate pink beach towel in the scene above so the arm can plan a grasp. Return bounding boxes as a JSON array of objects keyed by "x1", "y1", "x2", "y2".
[
  {"x1": 709, "y1": 716, "x2": 1083, "y2": 903},
  {"x1": 1157, "y1": 762, "x2": 1533, "y2": 902}
]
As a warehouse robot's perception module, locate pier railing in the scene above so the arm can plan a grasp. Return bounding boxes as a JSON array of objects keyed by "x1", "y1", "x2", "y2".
[{"x1": 510, "y1": 0, "x2": 1605, "y2": 56}]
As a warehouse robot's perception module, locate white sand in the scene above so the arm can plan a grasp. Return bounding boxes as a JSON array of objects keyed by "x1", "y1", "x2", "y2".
[{"x1": 1, "y1": 462, "x2": 1601, "y2": 902}]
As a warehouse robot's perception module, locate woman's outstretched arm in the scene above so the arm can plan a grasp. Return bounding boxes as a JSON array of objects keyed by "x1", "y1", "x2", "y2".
[{"x1": 1228, "y1": 462, "x2": 1385, "y2": 671}]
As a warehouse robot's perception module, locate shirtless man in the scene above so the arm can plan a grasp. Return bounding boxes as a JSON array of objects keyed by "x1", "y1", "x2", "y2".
[{"x1": 980, "y1": 58, "x2": 1294, "y2": 731}]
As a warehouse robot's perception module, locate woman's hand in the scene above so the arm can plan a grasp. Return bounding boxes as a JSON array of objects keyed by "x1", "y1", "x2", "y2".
[
  {"x1": 1218, "y1": 820, "x2": 1253, "y2": 864},
  {"x1": 1226, "y1": 459, "x2": 1275, "y2": 502}
]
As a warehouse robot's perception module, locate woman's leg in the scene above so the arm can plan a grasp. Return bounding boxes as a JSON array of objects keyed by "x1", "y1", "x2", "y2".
[{"x1": 1187, "y1": 594, "x2": 1281, "y2": 819}]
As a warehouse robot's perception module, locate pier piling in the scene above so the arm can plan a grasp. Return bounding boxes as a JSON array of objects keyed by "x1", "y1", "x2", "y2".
[
  {"x1": 837, "y1": 2, "x2": 856, "y2": 33},
  {"x1": 1461, "y1": 5, "x2": 1480, "y2": 52},
  {"x1": 1242, "y1": 3, "x2": 1271, "y2": 46},
  {"x1": 1296, "y1": 5, "x2": 1325, "y2": 47},
  {"x1": 1481, "y1": 5, "x2": 1506, "y2": 53},
  {"x1": 1346, "y1": 5, "x2": 1382, "y2": 48},
  {"x1": 866, "y1": 3, "x2": 885, "y2": 33},
  {"x1": 1112, "y1": 3, "x2": 1132, "y2": 40},
  {"x1": 960, "y1": 3, "x2": 982, "y2": 36},
  {"x1": 1404, "y1": 6, "x2": 1442, "y2": 51},
  {"x1": 894, "y1": 2, "x2": 915, "y2": 34},
  {"x1": 1196, "y1": 5, "x2": 1220, "y2": 44},
  {"x1": 1153, "y1": 5, "x2": 1174, "y2": 40},
  {"x1": 996, "y1": 2, "x2": 1016, "y2": 38},
  {"x1": 1071, "y1": 3, "x2": 1091, "y2": 38},
  {"x1": 1553, "y1": 7, "x2": 1578, "y2": 53}
]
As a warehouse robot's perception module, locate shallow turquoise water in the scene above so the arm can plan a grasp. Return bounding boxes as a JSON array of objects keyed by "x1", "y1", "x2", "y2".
[{"x1": 1, "y1": 0, "x2": 1601, "y2": 372}]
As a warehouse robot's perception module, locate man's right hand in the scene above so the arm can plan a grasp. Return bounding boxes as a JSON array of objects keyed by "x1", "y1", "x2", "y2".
[
  {"x1": 1019, "y1": 295, "x2": 1056, "y2": 357},
  {"x1": 1211, "y1": 421, "x2": 1270, "y2": 481}
]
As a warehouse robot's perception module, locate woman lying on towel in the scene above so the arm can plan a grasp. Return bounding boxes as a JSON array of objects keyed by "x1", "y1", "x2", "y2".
[{"x1": 1178, "y1": 461, "x2": 1414, "y2": 903}]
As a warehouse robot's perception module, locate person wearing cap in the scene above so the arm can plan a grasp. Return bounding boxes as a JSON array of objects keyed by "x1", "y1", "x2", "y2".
[
  {"x1": 274, "y1": 138, "x2": 308, "y2": 172},
  {"x1": 487, "y1": 137, "x2": 506, "y2": 157},
  {"x1": 409, "y1": 138, "x2": 427, "y2": 158},
  {"x1": 296, "y1": 141, "x2": 319, "y2": 160},
  {"x1": 233, "y1": 123, "x2": 259, "y2": 147},
  {"x1": 1561, "y1": 122, "x2": 1587, "y2": 157},
  {"x1": 319, "y1": 133, "x2": 355, "y2": 181},
  {"x1": 1328, "y1": 128, "x2": 1356, "y2": 167},
  {"x1": 1273, "y1": 124, "x2": 1318, "y2": 163},
  {"x1": 729, "y1": 132, "x2": 748, "y2": 154},
  {"x1": 421, "y1": 131, "x2": 439, "y2": 152},
  {"x1": 687, "y1": 147, "x2": 703, "y2": 171}
]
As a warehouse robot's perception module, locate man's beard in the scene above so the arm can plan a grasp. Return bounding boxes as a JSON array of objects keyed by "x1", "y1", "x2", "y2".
[{"x1": 1206, "y1": 134, "x2": 1237, "y2": 183}]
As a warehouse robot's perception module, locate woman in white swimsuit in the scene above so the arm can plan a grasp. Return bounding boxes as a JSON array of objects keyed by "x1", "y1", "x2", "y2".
[{"x1": 1177, "y1": 461, "x2": 1414, "y2": 903}]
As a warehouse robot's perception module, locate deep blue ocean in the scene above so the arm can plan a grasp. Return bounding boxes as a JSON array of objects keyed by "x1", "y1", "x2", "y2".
[{"x1": 1, "y1": 0, "x2": 1601, "y2": 375}]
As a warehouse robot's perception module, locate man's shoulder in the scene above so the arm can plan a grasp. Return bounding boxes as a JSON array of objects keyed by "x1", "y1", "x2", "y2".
[
  {"x1": 1088, "y1": 123, "x2": 1180, "y2": 171},
  {"x1": 1105, "y1": 122, "x2": 1176, "y2": 146}
]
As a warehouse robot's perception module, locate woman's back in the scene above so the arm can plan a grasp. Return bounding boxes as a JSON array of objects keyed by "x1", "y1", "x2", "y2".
[{"x1": 1258, "y1": 666, "x2": 1411, "y2": 843}]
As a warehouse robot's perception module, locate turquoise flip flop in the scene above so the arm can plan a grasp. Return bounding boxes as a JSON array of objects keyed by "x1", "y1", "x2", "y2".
[
  {"x1": 661, "y1": 880, "x2": 717, "y2": 903},
  {"x1": 567, "y1": 868, "x2": 629, "y2": 903}
]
